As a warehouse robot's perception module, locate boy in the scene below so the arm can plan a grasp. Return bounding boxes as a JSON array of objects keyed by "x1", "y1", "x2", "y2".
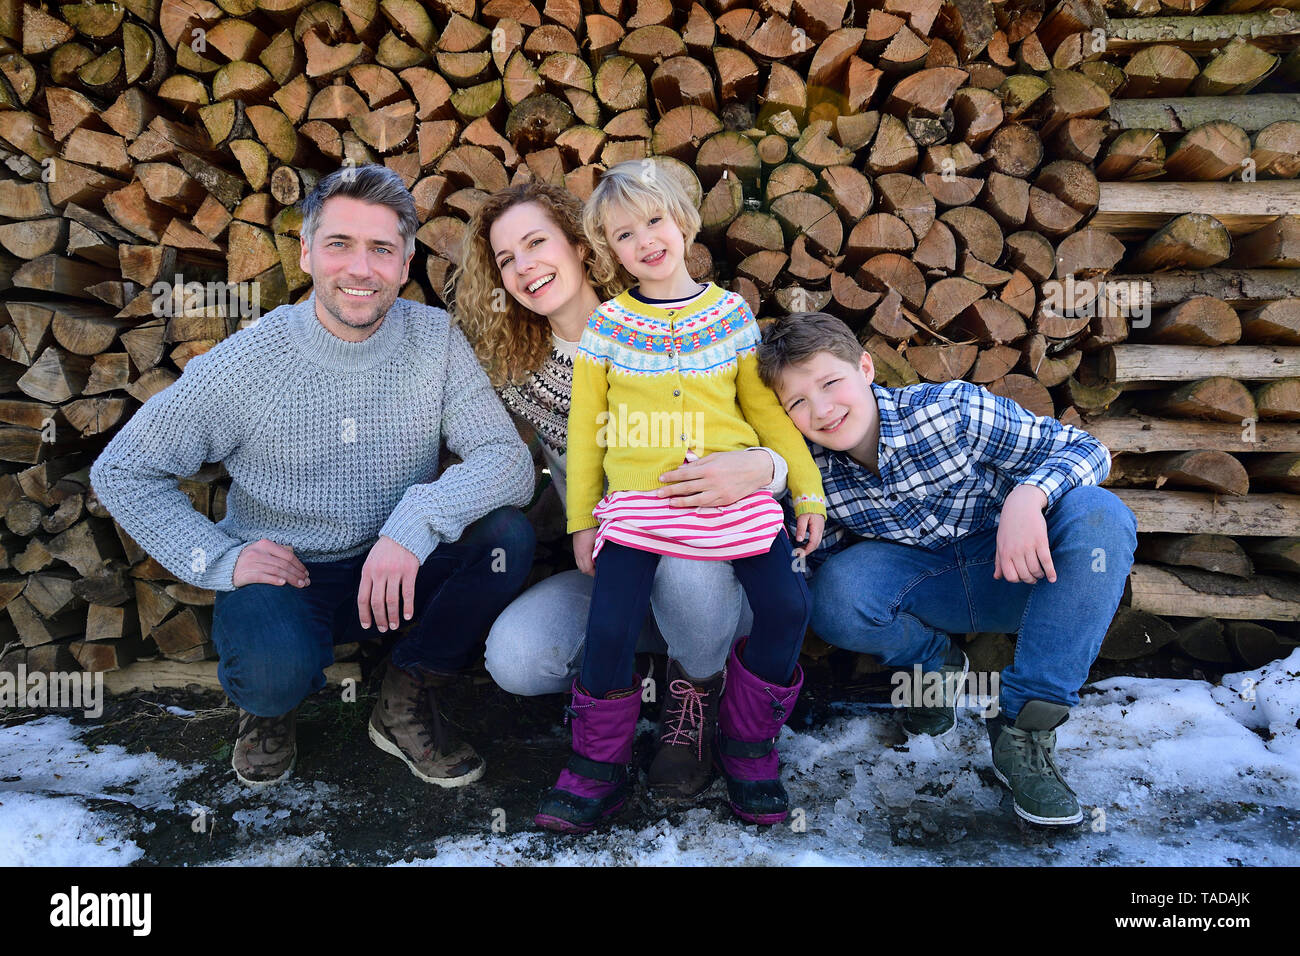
[{"x1": 757, "y1": 312, "x2": 1137, "y2": 826}]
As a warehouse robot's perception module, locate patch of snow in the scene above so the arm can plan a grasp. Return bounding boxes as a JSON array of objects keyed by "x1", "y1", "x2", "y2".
[
  {"x1": 210, "y1": 831, "x2": 332, "y2": 867},
  {"x1": 0, "y1": 716, "x2": 201, "y2": 808},
  {"x1": 0, "y1": 793, "x2": 143, "y2": 866},
  {"x1": 0, "y1": 716, "x2": 204, "y2": 865}
]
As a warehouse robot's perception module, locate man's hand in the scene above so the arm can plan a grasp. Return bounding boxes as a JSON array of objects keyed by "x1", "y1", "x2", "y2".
[
  {"x1": 232, "y1": 539, "x2": 311, "y2": 589},
  {"x1": 793, "y1": 513, "x2": 824, "y2": 559},
  {"x1": 657, "y1": 449, "x2": 774, "y2": 508},
  {"x1": 573, "y1": 527, "x2": 598, "y2": 576},
  {"x1": 358, "y1": 535, "x2": 420, "y2": 632},
  {"x1": 994, "y1": 485, "x2": 1056, "y2": 584}
]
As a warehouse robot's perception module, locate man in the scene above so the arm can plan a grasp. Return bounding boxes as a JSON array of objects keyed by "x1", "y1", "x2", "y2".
[{"x1": 91, "y1": 165, "x2": 537, "y2": 789}]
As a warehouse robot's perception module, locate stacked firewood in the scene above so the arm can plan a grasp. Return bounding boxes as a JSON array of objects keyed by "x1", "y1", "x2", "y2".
[
  {"x1": 0, "y1": 0, "x2": 1296, "y2": 687},
  {"x1": 1073, "y1": 4, "x2": 1300, "y2": 669}
]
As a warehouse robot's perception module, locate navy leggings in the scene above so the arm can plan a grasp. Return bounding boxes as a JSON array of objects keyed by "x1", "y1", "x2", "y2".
[{"x1": 580, "y1": 530, "x2": 811, "y2": 697}]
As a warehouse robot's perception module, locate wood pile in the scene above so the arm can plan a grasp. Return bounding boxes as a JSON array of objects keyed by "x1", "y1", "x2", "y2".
[
  {"x1": 1075, "y1": 4, "x2": 1300, "y2": 670},
  {"x1": 0, "y1": 0, "x2": 1296, "y2": 688}
]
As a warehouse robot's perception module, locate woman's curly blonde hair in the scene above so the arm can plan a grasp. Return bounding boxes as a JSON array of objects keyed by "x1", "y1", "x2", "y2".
[{"x1": 449, "y1": 183, "x2": 622, "y2": 388}]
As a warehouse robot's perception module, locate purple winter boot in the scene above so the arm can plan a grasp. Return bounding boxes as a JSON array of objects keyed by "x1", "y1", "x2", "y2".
[
  {"x1": 715, "y1": 640, "x2": 803, "y2": 825},
  {"x1": 535, "y1": 679, "x2": 642, "y2": 834}
]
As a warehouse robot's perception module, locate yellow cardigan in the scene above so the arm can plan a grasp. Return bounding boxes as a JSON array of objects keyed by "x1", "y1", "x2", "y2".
[{"x1": 566, "y1": 284, "x2": 827, "y2": 533}]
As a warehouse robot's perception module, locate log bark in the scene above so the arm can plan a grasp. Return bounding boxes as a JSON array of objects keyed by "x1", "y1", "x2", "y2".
[
  {"x1": 1109, "y1": 450, "x2": 1250, "y2": 495},
  {"x1": 1083, "y1": 415, "x2": 1300, "y2": 453},
  {"x1": 1114, "y1": 490, "x2": 1300, "y2": 537},
  {"x1": 1104, "y1": 11, "x2": 1300, "y2": 55},
  {"x1": 1129, "y1": 564, "x2": 1300, "y2": 621},
  {"x1": 1107, "y1": 94, "x2": 1300, "y2": 134},
  {"x1": 1137, "y1": 534, "x2": 1254, "y2": 578},
  {"x1": 1102, "y1": 345, "x2": 1300, "y2": 384}
]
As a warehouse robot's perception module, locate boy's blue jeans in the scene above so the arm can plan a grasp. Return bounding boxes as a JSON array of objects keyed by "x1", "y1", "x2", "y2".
[
  {"x1": 211, "y1": 507, "x2": 536, "y2": 716},
  {"x1": 809, "y1": 486, "x2": 1136, "y2": 721}
]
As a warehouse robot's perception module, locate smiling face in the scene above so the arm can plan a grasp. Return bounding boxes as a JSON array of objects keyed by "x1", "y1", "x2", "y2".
[
  {"x1": 603, "y1": 203, "x2": 690, "y2": 290},
  {"x1": 774, "y1": 350, "x2": 881, "y2": 466},
  {"x1": 489, "y1": 201, "x2": 591, "y2": 322},
  {"x1": 299, "y1": 195, "x2": 414, "y2": 341}
]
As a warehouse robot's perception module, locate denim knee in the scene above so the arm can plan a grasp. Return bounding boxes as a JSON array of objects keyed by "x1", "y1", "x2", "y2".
[
  {"x1": 213, "y1": 584, "x2": 330, "y2": 715},
  {"x1": 473, "y1": 506, "x2": 536, "y2": 588},
  {"x1": 809, "y1": 553, "x2": 886, "y2": 633},
  {"x1": 809, "y1": 558, "x2": 848, "y2": 639},
  {"x1": 1052, "y1": 485, "x2": 1137, "y2": 557},
  {"x1": 484, "y1": 620, "x2": 573, "y2": 696},
  {"x1": 234, "y1": 660, "x2": 323, "y2": 716}
]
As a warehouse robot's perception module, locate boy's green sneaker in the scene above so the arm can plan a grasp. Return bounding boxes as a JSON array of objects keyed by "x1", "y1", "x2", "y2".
[
  {"x1": 986, "y1": 700, "x2": 1083, "y2": 826},
  {"x1": 901, "y1": 642, "x2": 969, "y2": 738}
]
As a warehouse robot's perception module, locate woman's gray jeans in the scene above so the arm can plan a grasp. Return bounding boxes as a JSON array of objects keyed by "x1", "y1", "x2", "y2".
[{"x1": 484, "y1": 557, "x2": 752, "y2": 695}]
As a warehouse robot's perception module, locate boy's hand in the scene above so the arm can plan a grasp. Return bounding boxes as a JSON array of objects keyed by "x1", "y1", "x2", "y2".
[
  {"x1": 994, "y1": 485, "x2": 1056, "y2": 584},
  {"x1": 573, "y1": 528, "x2": 599, "y2": 576},
  {"x1": 793, "y1": 513, "x2": 824, "y2": 558}
]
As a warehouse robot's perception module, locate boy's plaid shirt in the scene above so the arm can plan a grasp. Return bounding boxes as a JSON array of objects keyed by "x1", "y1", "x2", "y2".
[{"x1": 792, "y1": 381, "x2": 1112, "y2": 569}]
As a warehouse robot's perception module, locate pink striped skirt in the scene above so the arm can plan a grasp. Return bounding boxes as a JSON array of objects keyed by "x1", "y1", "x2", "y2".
[{"x1": 591, "y1": 489, "x2": 785, "y2": 561}]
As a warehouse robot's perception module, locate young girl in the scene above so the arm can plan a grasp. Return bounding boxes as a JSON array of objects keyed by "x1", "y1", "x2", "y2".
[{"x1": 535, "y1": 162, "x2": 827, "y2": 833}]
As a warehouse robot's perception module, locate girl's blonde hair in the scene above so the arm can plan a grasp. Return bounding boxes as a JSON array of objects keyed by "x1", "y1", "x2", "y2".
[
  {"x1": 450, "y1": 183, "x2": 622, "y2": 388},
  {"x1": 582, "y1": 160, "x2": 702, "y2": 293}
]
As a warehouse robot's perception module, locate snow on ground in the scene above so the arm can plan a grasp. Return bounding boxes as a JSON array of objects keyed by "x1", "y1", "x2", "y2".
[
  {"x1": 2, "y1": 651, "x2": 1298, "y2": 866},
  {"x1": 0, "y1": 717, "x2": 204, "y2": 866}
]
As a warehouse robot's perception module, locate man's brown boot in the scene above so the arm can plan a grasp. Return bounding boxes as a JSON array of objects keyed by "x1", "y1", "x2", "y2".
[
  {"x1": 368, "y1": 661, "x2": 485, "y2": 788},
  {"x1": 232, "y1": 708, "x2": 297, "y2": 787},
  {"x1": 647, "y1": 659, "x2": 722, "y2": 801}
]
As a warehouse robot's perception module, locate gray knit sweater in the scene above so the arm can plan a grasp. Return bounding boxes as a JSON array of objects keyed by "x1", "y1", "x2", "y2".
[{"x1": 90, "y1": 294, "x2": 535, "y2": 592}]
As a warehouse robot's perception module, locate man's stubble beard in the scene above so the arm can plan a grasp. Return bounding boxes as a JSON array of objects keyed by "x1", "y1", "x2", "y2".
[{"x1": 320, "y1": 283, "x2": 399, "y2": 332}]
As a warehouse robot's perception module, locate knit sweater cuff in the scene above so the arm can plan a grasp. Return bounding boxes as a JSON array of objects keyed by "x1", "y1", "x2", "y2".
[
  {"x1": 792, "y1": 494, "x2": 827, "y2": 518},
  {"x1": 379, "y1": 504, "x2": 438, "y2": 563},
  {"x1": 204, "y1": 541, "x2": 250, "y2": 592},
  {"x1": 567, "y1": 513, "x2": 598, "y2": 534}
]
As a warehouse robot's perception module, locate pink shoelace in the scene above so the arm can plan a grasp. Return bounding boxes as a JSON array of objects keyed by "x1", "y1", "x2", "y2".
[{"x1": 660, "y1": 679, "x2": 709, "y2": 760}]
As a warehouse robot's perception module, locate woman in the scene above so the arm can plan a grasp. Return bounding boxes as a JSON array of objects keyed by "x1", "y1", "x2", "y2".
[{"x1": 451, "y1": 183, "x2": 791, "y2": 800}]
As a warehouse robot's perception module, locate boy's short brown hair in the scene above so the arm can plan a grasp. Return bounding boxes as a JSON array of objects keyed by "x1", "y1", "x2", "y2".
[{"x1": 758, "y1": 312, "x2": 864, "y2": 389}]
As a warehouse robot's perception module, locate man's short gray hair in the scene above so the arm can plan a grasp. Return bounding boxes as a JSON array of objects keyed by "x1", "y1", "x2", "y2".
[{"x1": 300, "y1": 164, "x2": 419, "y2": 258}]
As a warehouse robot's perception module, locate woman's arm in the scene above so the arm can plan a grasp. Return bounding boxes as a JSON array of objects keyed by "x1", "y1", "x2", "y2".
[
  {"x1": 565, "y1": 334, "x2": 609, "y2": 533},
  {"x1": 655, "y1": 447, "x2": 785, "y2": 507}
]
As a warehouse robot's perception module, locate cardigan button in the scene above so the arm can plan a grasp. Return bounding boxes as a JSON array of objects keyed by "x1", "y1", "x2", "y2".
[{"x1": 673, "y1": 389, "x2": 681, "y2": 396}]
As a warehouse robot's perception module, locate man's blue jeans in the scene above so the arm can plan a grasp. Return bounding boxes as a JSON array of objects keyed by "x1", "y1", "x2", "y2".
[
  {"x1": 212, "y1": 507, "x2": 536, "y2": 716},
  {"x1": 809, "y1": 486, "x2": 1137, "y2": 720}
]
